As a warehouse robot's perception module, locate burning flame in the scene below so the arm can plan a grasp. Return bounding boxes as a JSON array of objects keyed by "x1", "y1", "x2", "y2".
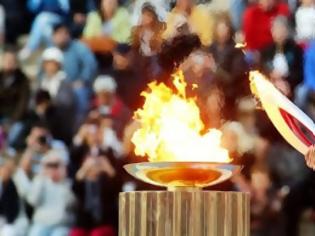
[
  {"x1": 131, "y1": 70, "x2": 231, "y2": 163},
  {"x1": 249, "y1": 71, "x2": 273, "y2": 100},
  {"x1": 249, "y1": 70, "x2": 315, "y2": 155}
]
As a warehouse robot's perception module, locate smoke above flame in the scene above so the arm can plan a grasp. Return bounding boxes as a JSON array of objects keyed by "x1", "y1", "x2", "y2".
[{"x1": 131, "y1": 70, "x2": 231, "y2": 163}]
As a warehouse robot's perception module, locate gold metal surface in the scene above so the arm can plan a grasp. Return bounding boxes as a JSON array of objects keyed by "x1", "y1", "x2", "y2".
[{"x1": 124, "y1": 162, "x2": 240, "y2": 189}]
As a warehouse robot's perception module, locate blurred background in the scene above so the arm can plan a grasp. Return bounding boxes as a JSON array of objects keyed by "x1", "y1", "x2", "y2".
[{"x1": 0, "y1": 0, "x2": 315, "y2": 235}]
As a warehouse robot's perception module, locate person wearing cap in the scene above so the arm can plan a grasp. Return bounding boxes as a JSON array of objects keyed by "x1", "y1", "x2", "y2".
[
  {"x1": 26, "y1": 149, "x2": 75, "y2": 236},
  {"x1": 39, "y1": 47, "x2": 76, "y2": 138},
  {"x1": 92, "y1": 75, "x2": 131, "y2": 139}
]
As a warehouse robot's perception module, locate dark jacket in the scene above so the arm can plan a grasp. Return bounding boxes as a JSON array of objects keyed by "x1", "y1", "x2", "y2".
[
  {"x1": 0, "y1": 69, "x2": 30, "y2": 122},
  {"x1": 209, "y1": 41, "x2": 249, "y2": 119},
  {"x1": 260, "y1": 39, "x2": 304, "y2": 92},
  {"x1": 38, "y1": 73, "x2": 77, "y2": 143},
  {"x1": 70, "y1": 145, "x2": 122, "y2": 228},
  {"x1": 0, "y1": 179, "x2": 20, "y2": 223},
  {"x1": 110, "y1": 68, "x2": 144, "y2": 111},
  {"x1": 209, "y1": 41, "x2": 249, "y2": 99},
  {"x1": 72, "y1": 174, "x2": 120, "y2": 228},
  {"x1": 0, "y1": 0, "x2": 31, "y2": 43}
]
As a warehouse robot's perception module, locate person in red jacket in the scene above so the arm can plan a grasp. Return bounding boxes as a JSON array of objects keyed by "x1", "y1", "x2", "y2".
[{"x1": 243, "y1": 0, "x2": 290, "y2": 51}]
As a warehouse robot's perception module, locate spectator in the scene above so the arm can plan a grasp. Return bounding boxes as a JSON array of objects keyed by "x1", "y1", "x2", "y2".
[
  {"x1": 52, "y1": 23, "x2": 98, "y2": 126},
  {"x1": 69, "y1": 0, "x2": 92, "y2": 38},
  {"x1": 131, "y1": 2, "x2": 166, "y2": 57},
  {"x1": 39, "y1": 47, "x2": 77, "y2": 135},
  {"x1": 250, "y1": 168, "x2": 285, "y2": 236},
  {"x1": 27, "y1": 149, "x2": 75, "y2": 236},
  {"x1": 52, "y1": 23, "x2": 97, "y2": 83},
  {"x1": 0, "y1": 49, "x2": 30, "y2": 125},
  {"x1": 260, "y1": 16, "x2": 303, "y2": 98},
  {"x1": 92, "y1": 75, "x2": 131, "y2": 139},
  {"x1": 209, "y1": 14, "x2": 249, "y2": 117},
  {"x1": 19, "y1": 0, "x2": 70, "y2": 60},
  {"x1": 164, "y1": 0, "x2": 214, "y2": 46},
  {"x1": 221, "y1": 119, "x2": 256, "y2": 172},
  {"x1": 130, "y1": 0, "x2": 168, "y2": 26},
  {"x1": 295, "y1": 40, "x2": 315, "y2": 111},
  {"x1": 110, "y1": 44, "x2": 144, "y2": 110},
  {"x1": 16, "y1": 90, "x2": 76, "y2": 147},
  {"x1": 70, "y1": 158, "x2": 118, "y2": 236},
  {"x1": 299, "y1": 27, "x2": 315, "y2": 113},
  {"x1": 130, "y1": 2, "x2": 167, "y2": 96},
  {"x1": 199, "y1": 83, "x2": 225, "y2": 129},
  {"x1": 15, "y1": 124, "x2": 69, "y2": 181},
  {"x1": 13, "y1": 124, "x2": 69, "y2": 236},
  {"x1": 236, "y1": 97, "x2": 258, "y2": 136},
  {"x1": 243, "y1": 0, "x2": 290, "y2": 51},
  {"x1": 83, "y1": 0, "x2": 131, "y2": 43},
  {"x1": 295, "y1": 0, "x2": 315, "y2": 44},
  {"x1": 69, "y1": 116, "x2": 122, "y2": 235},
  {"x1": 181, "y1": 50, "x2": 216, "y2": 95},
  {"x1": 0, "y1": 157, "x2": 19, "y2": 236}
]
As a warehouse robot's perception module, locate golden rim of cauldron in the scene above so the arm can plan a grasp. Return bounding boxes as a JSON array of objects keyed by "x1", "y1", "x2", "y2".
[{"x1": 124, "y1": 162, "x2": 241, "y2": 190}]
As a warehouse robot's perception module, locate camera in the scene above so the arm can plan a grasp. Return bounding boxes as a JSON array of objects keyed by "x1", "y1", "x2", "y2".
[{"x1": 37, "y1": 135, "x2": 49, "y2": 146}]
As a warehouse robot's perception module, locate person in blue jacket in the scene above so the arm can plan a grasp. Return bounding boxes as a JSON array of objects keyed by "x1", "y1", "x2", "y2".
[
  {"x1": 295, "y1": 41, "x2": 315, "y2": 111},
  {"x1": 51, "y1": 23, "x2": 98, "y2": 128}
]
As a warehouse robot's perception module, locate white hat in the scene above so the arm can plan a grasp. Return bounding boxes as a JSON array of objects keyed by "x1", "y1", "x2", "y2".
[
  {"x1": 131, "y1": 0, "x2": 168, "y2": 26},
  {"x1": 42, "y1": 149, "x2": 69, "y2": 166},
  {"x1": 42, "y1": 47, "x2": 64, "y2": 65},
  {"x1": 93, "y1": 75, "x2": 117, "y2": 93}
]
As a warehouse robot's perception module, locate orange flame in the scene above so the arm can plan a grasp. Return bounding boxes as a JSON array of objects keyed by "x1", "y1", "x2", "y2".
[{"x1": 131, "y1": 70, "x2": 231, "y2": 163}]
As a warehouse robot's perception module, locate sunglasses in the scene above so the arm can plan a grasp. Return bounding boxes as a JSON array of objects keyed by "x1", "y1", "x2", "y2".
[{"x1": 44, "y1": 162, "x2": 61, "y2": 169}]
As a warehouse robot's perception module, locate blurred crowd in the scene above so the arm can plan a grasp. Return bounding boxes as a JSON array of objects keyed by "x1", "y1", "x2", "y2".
[{"x1": 0, "y1": 0, "x2": 315, "y2": 236}]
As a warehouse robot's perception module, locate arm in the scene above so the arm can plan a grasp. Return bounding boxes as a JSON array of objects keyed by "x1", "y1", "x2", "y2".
[
  {"x1": 77, "y1": 43, "x2": 98, "y2": 83},
  {"x1": 305, "y1": 145, "x2": 315, "y2": 170},
  {"x1": 26, "y1": 176, "x2": 45, "y2": 207}
]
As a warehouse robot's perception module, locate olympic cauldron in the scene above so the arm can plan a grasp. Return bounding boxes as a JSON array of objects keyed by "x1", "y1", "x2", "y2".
[{"x1": 119, "y1": 71, "x2": 250, "y2": 236}]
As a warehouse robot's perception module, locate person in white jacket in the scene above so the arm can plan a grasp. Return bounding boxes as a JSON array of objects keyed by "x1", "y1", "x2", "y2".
[
  {"x1": 295, "y1": 0, "x2": 315, "y2": 42},
  {"x1": 27, "y1": 149, "x2": 75, "y2": 236}
]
